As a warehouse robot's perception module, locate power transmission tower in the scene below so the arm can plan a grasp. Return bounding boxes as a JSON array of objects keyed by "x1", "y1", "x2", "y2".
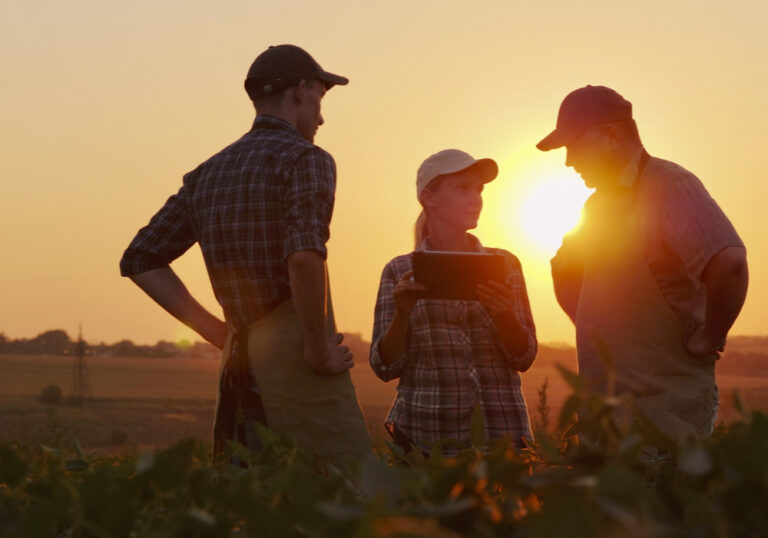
[{"x1": 71, "y1": 323, "x2": 91, "y2": 406}]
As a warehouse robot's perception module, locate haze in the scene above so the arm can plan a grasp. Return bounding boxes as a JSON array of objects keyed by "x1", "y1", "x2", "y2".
[{"x1": 1, "y1": 1, "x2": 766, "y2": 346}]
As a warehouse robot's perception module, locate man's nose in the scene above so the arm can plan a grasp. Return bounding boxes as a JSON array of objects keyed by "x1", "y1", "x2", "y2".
[
  {"x1": 565, "y1": 147, "x2": 574, "y2": 168},
  {"x1": 318, "y1": 114, "x2": 324, "y2": 126}
]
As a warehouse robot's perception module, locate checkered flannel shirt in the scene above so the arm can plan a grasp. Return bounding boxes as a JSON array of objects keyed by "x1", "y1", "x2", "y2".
[
  {"x1": 369, "y1": 235, "x2": 537, "y2": 454},
  {"x1": 120, "y1": 115, "x2": 336, "y2": 330}
]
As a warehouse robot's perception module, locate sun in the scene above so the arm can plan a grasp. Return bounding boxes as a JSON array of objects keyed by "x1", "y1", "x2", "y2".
[
  {"x1": 516, "y1": 174, "x2": 592, "y2": 255},
  {"x1": 476, "y1": 149, "x2": 593, "y2": 262},
  {"x1": 479, "y1": 151, "x2": 593, "y2": 258}
]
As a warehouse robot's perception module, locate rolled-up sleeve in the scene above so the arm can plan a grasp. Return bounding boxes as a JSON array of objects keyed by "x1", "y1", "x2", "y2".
[
  {"x1": 120, "y1": 184, "x2": 196, "y2": 276},
  {"x1": 369, "y1": 262, "x2": 408, "y2": 381},
  {"x1": 283, "y1": 147, "x2": 336, "y2": 260},
  {"x1": 659, "y1": 171, "x2": 744, "y2": 280},
  {"x1": 501, "y1": 253, "x2": 538, "y2": 372}
]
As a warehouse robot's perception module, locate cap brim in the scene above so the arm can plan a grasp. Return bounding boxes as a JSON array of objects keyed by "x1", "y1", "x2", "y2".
[
  {"x1": 318, "y1": 70, "x2": 349, "y2": 89},
  {"x1": 471, "y1": 158, "x2": 499, "y2": 183},
  {"x1": 536, "y1": 128, "x2": 570, "y2": 151}
]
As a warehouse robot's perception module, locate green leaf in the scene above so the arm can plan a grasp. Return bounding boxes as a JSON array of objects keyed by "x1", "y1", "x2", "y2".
[
  {"x1": 72, "y1": 437, "x2": 85, "y2": 460},
  {"x1": 678, "y1": 445, "x2": 713, "y2": 477},
  {"x1": 358, "y1": 456, "x2": 399, "y2": 505},
  {"x1": 135, "y1": 451, "x2": 154, "y2": 474},
  {"x1": 428, "y1": 441, "x2": 445, "y2": 463},
  {"x1": 0, "y1": 445, "x2": 28, "y2": 487},
  {"x1": 141, "y1": 438, "x2": 198, "y2": 490},
  {"x1": 188, "y1": 508, "x2": 216, "y2": 526},
  {"x1": 556, "y1": 364, "x2": 585, "y2": 391},
  {"x1": 65, "y1": 458, "x2": 89, "y2": 472},
  {"x1": 470, "y1": 403, "x2": 488, "y2": 449},
  {"x1": 530, "y1": 432, "x2": 563, "y2": 463},
  {"x1": 597, "y1": 463, "x2": 645, "y2": 506},
  {"x1": 40, "y1": 445, "x2": 61, "y2": 458},
  {"x1": 558, "y1": 395, "x2": 581, "y2": 431},
  {"x1": 405, "y1": 444, "x2": 427, "y2": 466},
  {"x1": 315, "y1": 501, "x2": 367, "y2": 521},
  {"x1": 384, "y1": 438, "x2": 405, "y2": 461},
  {"x1": 411, "y1": 497, "x2": 478, "y2": 517},
  {"x1": 732, "y1": 389, "x2": 749, "y2": 418}
]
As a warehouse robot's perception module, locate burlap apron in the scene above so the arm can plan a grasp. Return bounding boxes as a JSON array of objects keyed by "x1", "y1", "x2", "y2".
[
  {"x1": 574, "y1": 189, "x2": 716, "y2": 440},
  {"x1": 236, "y1": 279, "x2": 372, "y2": 465}
]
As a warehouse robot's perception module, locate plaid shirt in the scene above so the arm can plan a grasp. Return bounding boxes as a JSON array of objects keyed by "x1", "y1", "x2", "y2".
[
  {"x1": 120, "y1": 115, "x2": 336, "y2": 331},
  {"x1": 369, "y1": 235, "x2": 536, "y2": 454}
]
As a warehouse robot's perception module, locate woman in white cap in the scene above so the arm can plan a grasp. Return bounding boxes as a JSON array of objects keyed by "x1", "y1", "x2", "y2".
[{"x1": 369, "y1": 149, "x2": 537, "y2": 455}]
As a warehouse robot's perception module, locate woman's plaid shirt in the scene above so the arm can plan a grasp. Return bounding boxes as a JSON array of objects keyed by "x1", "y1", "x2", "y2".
[
  {"x1": 369, "y1": 235, "x2": 537, "y2": 454},
  {"x1": 120, "y1": 116, "x2": 336, "y2": 330}
]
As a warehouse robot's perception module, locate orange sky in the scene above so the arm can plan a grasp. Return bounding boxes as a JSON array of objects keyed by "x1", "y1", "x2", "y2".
[{"x1": 1, "y1": 1, "x2": 766, "y2": 346}]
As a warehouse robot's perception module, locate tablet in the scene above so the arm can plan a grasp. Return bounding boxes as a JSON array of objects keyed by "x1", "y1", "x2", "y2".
[{"x1": 412, "y1": 250, "x2": 505, "y2": 300}]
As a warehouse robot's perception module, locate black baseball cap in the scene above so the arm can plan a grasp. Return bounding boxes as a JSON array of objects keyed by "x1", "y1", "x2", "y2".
[
  {"x1": 244, "y1": 44, "x2": 349, "y2": 101},
  {"x1": 537, "y1": 85, "x2": 633, "y2": 151}
]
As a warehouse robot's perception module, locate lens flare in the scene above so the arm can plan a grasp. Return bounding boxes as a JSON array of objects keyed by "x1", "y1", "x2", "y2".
[{"x1": 517, "y1": 174, "x2": 591, "y2": 255}]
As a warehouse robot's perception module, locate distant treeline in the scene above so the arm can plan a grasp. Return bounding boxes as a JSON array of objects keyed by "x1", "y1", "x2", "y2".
[
  {"x1": 0, "y1": 329, "x2": 373, "y2": 361},
  {"x1": 0, "y1": 329, "x2": 219, "y2": 359},
  {"x1": 2, "y1": 330, "x2": 766, "y2": 368}
]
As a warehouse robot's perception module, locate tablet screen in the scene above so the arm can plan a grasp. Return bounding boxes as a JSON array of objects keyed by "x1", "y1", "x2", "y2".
[{"x1": 412, "y1": 250, "x2": 505, "y2": 300}]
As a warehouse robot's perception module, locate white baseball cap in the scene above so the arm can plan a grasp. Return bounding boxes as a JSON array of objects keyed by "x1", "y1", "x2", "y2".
[{"x1": 416, "y1": 149, "x2": 498, "y2": 198}]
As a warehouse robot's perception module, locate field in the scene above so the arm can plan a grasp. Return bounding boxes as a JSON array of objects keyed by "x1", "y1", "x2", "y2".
[
  {"x1": 2, "y1": 342, "x2": 767, "y2": 453},
  {"x1": 2, "y1": 347, "x2": 768, "y2": 537}
]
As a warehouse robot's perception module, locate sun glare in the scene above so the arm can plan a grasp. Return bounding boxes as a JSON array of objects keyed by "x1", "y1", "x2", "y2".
[
  {"x1": 517, "y1": 174, "x2": 591, "y2": 254},
  {"x1": 482, "y1": 153, "x2": 592, "y2": 259}
]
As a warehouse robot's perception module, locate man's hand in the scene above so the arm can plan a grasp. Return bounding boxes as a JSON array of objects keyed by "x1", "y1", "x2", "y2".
[
  {"x1": 129, "y1": 267, "x2": 228, "y2": 349},
  {"x1": 693, "y1": 246, "x2": 748, "y2": 361},
  {"x1": 305, "y1": 332, "x2": 354, "y2": 374},
  {"x1": 203, "y1": 319, "x2": 229, "y2": 350},
  {"x1": 686, "y1": 325, "x2": 725, "y2": 360}
]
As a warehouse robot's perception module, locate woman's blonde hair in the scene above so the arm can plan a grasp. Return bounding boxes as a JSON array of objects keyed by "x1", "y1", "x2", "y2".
[
  {"x1": 413, "y1": 177, "x2": 442, "y2": 248},
  {"x1": 414, "y1": 208, "x2": 429, "y2": 249}
]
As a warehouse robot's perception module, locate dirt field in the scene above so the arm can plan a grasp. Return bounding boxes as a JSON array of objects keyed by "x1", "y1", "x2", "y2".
[{"x1": 1, "y1": 350, "x2": 765, "y2": 452}]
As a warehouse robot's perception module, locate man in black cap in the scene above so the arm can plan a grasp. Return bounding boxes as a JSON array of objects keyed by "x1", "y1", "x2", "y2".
[
  {"x1": 538, "y1": 85, "x2": 748, "y2": 439},
  {"x1": 120, "y1": 45, "x2": 370, "y2": 462}
]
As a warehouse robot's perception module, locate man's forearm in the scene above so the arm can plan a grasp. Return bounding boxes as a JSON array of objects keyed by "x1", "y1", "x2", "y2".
[
  {"x1": 551, "y1": 251, "x2": 583, "y2": 323},
  {"x1": 701, "y1": 246, "x2": 749, "y2": 344},
  {"x1": 287, "y1": 250, "x2": 328, "y2": 363},
  {"x1": 128, "y1": 267, "x2": 227, "y2": 348}
]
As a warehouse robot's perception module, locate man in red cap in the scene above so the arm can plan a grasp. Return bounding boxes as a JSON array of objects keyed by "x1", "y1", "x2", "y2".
[
  {"x1": 538, "y1": 85, "x2": 748, "y2": 439},
  {"x1": 120, "y1": 45, "x2": 370, "y2": 463}
]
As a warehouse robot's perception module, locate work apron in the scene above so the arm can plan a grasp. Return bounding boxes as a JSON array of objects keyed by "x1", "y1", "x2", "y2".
[
  {"x1": 574, "y1": 187, "x2": 716, "y2": 441},
  {"x1": 216, "y1": 273, "x2": 371, "y2": 465}
]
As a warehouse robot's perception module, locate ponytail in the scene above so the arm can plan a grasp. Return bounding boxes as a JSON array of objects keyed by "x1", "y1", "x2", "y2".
[
  {"x1": 414, "y1": 175, "x2": 442, "y2": 248},
  {"x1": 414, "y1": 209, "x2": 429, "y2": 249}
]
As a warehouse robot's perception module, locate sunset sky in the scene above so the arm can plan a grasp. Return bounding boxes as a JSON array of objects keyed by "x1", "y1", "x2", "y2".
[{"x1": 1, "y1": 1, "x2": 766, "y2": 347}]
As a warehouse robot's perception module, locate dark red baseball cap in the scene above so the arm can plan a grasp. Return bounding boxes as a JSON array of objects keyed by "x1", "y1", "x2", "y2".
[
  {"x1": 537, "y1": 85, "x2": 633, "y2": 151},
  {"x1": 244, "y1": 44, "x2": 348, "y2": 101}
]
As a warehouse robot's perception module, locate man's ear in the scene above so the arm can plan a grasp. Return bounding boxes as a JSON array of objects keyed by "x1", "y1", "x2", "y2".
[
  {"x1": 290, "y1": 79, "x2": 308, "y2": 104},
  {"x1": 605, "y1": 124, "x2": 622, "y2": 150}
]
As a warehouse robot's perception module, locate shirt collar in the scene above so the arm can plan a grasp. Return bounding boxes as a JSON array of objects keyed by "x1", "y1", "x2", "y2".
[
  {"x1": 617, "y1": 147, "x2": 647, "y2": 188},
  {"x1": 251, "y1": 114, "x2": 299, "y2": 135},
  {"x1": 419, "y1": 233, "x2": 485, "y2": 253}
]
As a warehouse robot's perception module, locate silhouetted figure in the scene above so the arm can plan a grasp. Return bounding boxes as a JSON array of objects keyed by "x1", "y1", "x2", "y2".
[
  {"x1": 369, "y1": 149, "x2": 537, "y2": 455},
  {"x1": 120, "y1": 45, "x2": 370, "y2": 463},
  {"x1": 538, "y1": 85, "x2": 748, "y2": 439}
]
